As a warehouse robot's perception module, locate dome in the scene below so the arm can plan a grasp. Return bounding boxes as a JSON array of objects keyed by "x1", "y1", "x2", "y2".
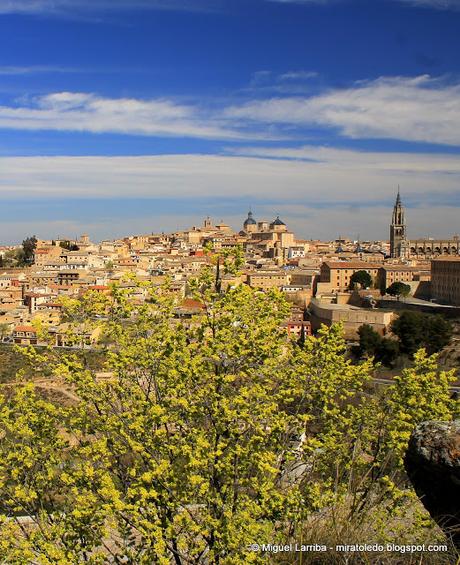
[
  {"x1": 271, "y1": 215, "x2": 286, "y2": 226},
  {"x1": 243, "y1": 211, "x2": 257, "y2": 227}
]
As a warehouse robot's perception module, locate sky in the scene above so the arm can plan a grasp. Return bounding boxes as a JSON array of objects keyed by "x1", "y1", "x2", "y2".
[{"x1": 0, "y1": 0, "x2": 459, "y2": 243}]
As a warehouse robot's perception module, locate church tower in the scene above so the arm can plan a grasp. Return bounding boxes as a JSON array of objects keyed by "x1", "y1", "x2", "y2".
[
  {"x1": 390, "y1": 188, "x2": 408, "y2": 259},
  {"x1": 243, "y1": 210, "x2": 257, "y2": 234}
]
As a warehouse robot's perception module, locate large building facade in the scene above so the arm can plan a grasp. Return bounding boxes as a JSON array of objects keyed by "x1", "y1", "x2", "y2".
[
  {"x1": 431, "y1": 258, "x2": 460, "y2": 306},
  {"x1": 389, "y1": 191, "x2": 459, "y2": 260}
]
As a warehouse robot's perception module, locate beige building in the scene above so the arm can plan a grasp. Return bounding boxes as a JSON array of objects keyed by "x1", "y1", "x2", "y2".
[
  {"x1": 378, "y1": 265, "x2": 431, "y2": 289},
  {"x1": 409, "y1": 238, "x2": 460, "y2": 258},
  {"x1": 242, "y1": 212, "x2": 295, "y2": 251},
  {"x1": 310, "y1": 298, "x2": 395, "y2": 339},
  {"x1": 431, "y1": 257, "x2": 460, "y2": 306},
  {"x1": 33, "y1": 245, "x2": 63, "y2": 265},
  {"x1": 246, "y1": 271, "x2": 288, "y2": 290},
  {"x1": 319, "y1": 261, "x2": 383, "y2": 292}
]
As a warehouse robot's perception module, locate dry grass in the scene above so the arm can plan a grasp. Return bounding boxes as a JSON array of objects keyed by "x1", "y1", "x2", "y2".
[{"x1": 271, "y1": 498, "x2": 460, "y2": 565}]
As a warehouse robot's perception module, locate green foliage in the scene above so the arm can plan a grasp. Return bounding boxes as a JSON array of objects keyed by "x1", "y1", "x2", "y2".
[
  {"x1": 18, "y1": 236, "x2": 37, "y2": 266},
  {"x1": 4, "y1": 236, "x2": 38, "y2": 266},
  {"x1": 386, "y1": 281, "x2": 411, "y2": 298},
  {"x1": 0, "y1": 265, "x2": 457, "y2": 563},
  {"x1": 391, "y1": 311, "x2": 453, "y2": 356},
  {"x1": 357, "y1": 324, "x2": 399, "y2": 367},
  {"x1": 358, "y1": 324, "x2": 381, "y2": 354},
  {"x1": 59, "y1": 240, "x2": 79, "y2": 251},
  {"x1": 349, "y1": 270, "x2": 372, "y2": 289},
  {"x1": 1, "y1": 248, "x2": 22, "y2": 268},
  {"x1": 386, "y1": 349, "x2": 457, "y2": 463}
]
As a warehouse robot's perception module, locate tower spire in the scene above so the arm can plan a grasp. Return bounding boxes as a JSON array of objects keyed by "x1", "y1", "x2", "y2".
[{"x1": 390, "y1": 186, "x2": 407, "y2": 259}]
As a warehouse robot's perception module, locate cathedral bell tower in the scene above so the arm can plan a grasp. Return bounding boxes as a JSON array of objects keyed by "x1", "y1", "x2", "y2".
[{"x1": 390, "y1": 188, "x2": 408, "y2": 259}]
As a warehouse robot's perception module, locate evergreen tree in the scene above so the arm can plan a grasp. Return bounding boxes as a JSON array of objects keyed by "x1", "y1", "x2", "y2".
[
  {"x1": 386, "y1": 281, "x2": 411, "y2": 299},
  {"x1": 349, "y1": 270, "x2": 372, "y2": 289}
]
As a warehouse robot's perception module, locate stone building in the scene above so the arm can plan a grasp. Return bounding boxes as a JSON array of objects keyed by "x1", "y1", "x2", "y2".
[
  {"x1": 431, "y1": 257, "x2": 460, "y2": 306},
  {"x1": 317, "y1": 261, "x2": 382, "y2": 293},
  {"x1": 390, "y1": 189, "x2": 409, "y2": 259},
  {"x1": 310, "y1": 298, "x2": 395, "y2": 339},
  {"x1": 389, "y1": 190, "x2": 459, "y2": 260}
]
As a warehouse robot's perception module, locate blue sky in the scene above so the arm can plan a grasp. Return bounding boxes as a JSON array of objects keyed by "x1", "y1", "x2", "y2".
[{"x1": 0, "y1": 0, "x2": 459, "y2": 242}]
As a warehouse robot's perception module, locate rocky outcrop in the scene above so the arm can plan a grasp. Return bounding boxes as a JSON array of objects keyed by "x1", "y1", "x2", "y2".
[{"x1": 405, "y1": 420, "x2": 460, "y2": 547}]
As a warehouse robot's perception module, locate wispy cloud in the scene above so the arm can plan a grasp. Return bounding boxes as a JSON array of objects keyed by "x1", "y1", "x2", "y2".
[
  {"x1": 269, "y1": 0, "x2": 460, "y2": 8},
  {"x1": 0, "y1": 65, "x2": 84, "y2": 75},
  {"x1": 226, "y1": 144, "x2": 460, "y2": 175},
  {"x1": 1, "y1": 76, "x2": 459, "y2": 145},
  {"x1": 398, "y1": 0, "x2": 460, "y2": 9},
  {"x1": 278, "y1": 71, "x2": 319, "y2": 81},
  {"x1": 0, "y1": 150, "x2": 459, "y2": 240},
  {"x1": 2, "y1": 0, "x2": 459, "y2": 17},
  {"x1": 225, "y1": 75, "x2": 460, "y2": 146},
  {"x1": 0, "y1": 0, "x2": 217, "y2": 16},
  {"x1": 0, "y1": 91, "x2": 255, "y2": 140},
  {"x1": 245, "y1": 69, "x2": 320, "y2": 95},
  {"x1": 1, "y1": 149, "x2": 459, "y2": 204},
  {"x1": 268, "y1": 0, "x2": 339, "y2": 4}
]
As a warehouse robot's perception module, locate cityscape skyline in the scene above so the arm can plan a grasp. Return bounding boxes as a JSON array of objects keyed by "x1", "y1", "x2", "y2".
[
  {"x1": 0, "y1": 0, "x2": 459, "y2": 242},
  {"x1": 2, "y1": 195, "x2": 459, "y2": 246}
]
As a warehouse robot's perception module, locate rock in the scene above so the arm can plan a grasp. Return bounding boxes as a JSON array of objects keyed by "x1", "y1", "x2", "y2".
[{"x1": 404, "y1": 420, "x2": 460, "y2": 547}]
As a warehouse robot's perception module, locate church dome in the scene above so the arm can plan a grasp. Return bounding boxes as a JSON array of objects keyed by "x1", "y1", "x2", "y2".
[
  {"x1": 243, "y1": 211, "x2": 256, "y2": 227},
  {"x1": 271, "y1": 215, "x2": 286, "y2": 226}
]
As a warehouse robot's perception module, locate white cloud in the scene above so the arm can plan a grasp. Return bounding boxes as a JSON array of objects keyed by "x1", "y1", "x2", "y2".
[
  {"x1": 0, "y1": 149, "x2": 458, "y2": 203},
  {"x1": 278, "y1": 71, "x2": 319, "y2": 81},
  {"x1": 1, "y1": 77, "x2": 458, "y2": 145},
  {"x1": 226, "y1": 144, "x2": 460, "y2": 174},
  {"x1": 2, "y1": 0, "x2": 459, "y2": 17},
  {"x1": 0, "y1": 149, "x2": 458, "y2": 240},
  {"x1": 398, "y1": 0, "x2": 460, "y2": 9},
  {"x1": 269, "y1": 0, "x2": 460, "y2": 7},
  {"x1": 0, "y1": 91, "x2": 251, "y2": 140},
  {"x1": 0, "y1": 0, "x2": 215, "y2": 15},
  {"x1": 225, "y1": 76, "x2": 460, "y2": 146},
  {"x1": 244, "y1": 70, "x2": 320, "y2": 95},
  {"x1": 268, "y1": 0, "x2": 338, "y2": 4},
  {"x1": 0, "y1": 65, "x2": 80, "y2": 75}
]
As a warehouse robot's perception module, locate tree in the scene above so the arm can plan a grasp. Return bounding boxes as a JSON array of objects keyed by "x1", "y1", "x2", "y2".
[
  {"x1": 386, "y1": 349, "x2": 457, "y2": 463},
  {"x1": 0, "y1": 271, "x2": 302, "y2": 563},
  {"x1": 60, "y1": 240, "x2": 79, "y2": 251},
  {"x1": 391, "y1": 311, "x2": 452, "y2": 356},
  {"x1": 2, "y1": 249, "x2": 21, "y2": 268},
  {"x1": 349, "y1": 270, "x2": 372, "y2": 289},
  {"x1": 0, "y1": 271, "x2": 457, "y2": 562},
  {"x1": 357, "y1": 324, "x2": 399, "y2": 367},
  {"x1": 425, "y1": 314, "x2": 454, "y2": 355},
  {"x1": 357, "y1": 324, "x2": 382, "y2": 357},
  {"x1": 386, "y1": 282, "x2": 411, "y2": 299},
  {"x1": 377, "y1": 337, "x2": 400, "y2": 367},
  {"x1": 17, "y1": 236, "x2": 37, "y2": 265}
]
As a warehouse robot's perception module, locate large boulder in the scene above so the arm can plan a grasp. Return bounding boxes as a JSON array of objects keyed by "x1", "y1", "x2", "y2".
[{"x1": 405, "y1": 420, "x2": 460, "y2": 547}]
